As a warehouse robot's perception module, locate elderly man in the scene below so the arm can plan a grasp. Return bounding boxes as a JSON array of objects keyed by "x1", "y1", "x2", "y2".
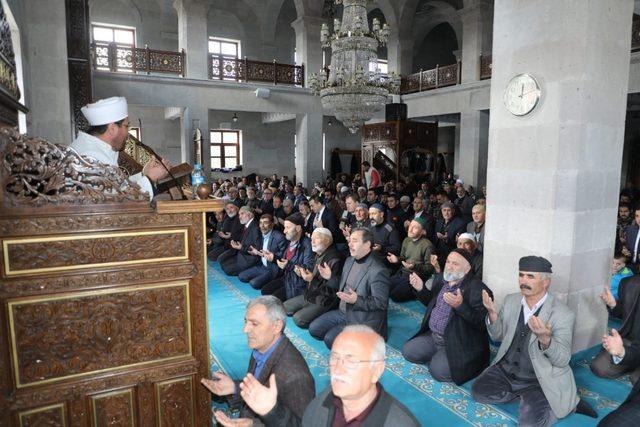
[
  {"x1": 238, "y1": 214, "x2": 287, "y2": 290},
  {"x1": 255, "y1": 188, "x2": 275, "y2": 216},
  {"x1": 261, "y1": 213, "x2": 314, "y2": 301},
  {"x1": 284, "y1": 228, "x2": 344, "y2": 328},
  {"x1": 401, "y1": 249, "x2": 492, "y2": 383},
  {"x1": 208, "y1": 202, "x2": 244, "y2": 261},
  {"x1": 238, "y1": 325, "x2": 420, "y2": 427},
  {"x1": 434, "y1": 202, "x2": 466, "y2": 267},
  {"x1": 386, "y1": 218, "x2": 436, "y2": 302},
  {"x1": 218, "y1": 206, "x2": 261, "y2": 276},
  {"x1": 472, "y1": 256, "x2": 580, "y2": 426},
  {"x1": 203, "y1": 296, "x2": 315, "y2": 427},
  {"x1": 457, "y1": 233, "x2": 483, "y2": 280},
  {"x1": 70, "y1": 97, "x2": 169, "y2": 200},
  {"x1": 454, "y1": 185, "x2": 475, "y2": 223},
  {"x1": 467, "y1": 204, "x2": 486, "y2": 251},
  {"x1": 309, "y1": 228, "x2": 390, "y2": 348},
  {"x1": 368, "y1": 203, "x2": 402, "y2": 260}
]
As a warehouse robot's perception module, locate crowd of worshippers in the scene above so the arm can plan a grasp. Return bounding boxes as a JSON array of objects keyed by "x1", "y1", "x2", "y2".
[{"x1": 200, "y1": 170, "x2": 640, "y2": 427}]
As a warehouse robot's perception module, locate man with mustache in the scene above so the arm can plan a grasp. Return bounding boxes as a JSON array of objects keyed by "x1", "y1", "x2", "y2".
[
  {"x1": 208, "y1": 202, "x2": 244, "y2": 261},
  {"x1": 401, "y1": 249, "x2": 492, "y2": 384},
  {"x1": 236, "y1": 325, "x2": 420, "y2": 426},
  {"x1": 472, "y1": 256, "x2": 584, "y2": 426},
  {"x1": 202, "y1": 296, "x2": 315, "y2": 427},
  {"x1": 368, "y1": 203, "x2": 402, "y2": 262}
]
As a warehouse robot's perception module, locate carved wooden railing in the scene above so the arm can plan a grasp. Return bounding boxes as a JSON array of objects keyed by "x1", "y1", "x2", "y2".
[
  {"x1": 400, "y1": 62, "x2": 460, "y2": 95},
  {"x1": 91, "y1": 42, "x2": 185, "y2": 76},
  {"x1": 208, "y1": 55, "x2": 305, "y2": 86},
  {"x1": 480, "y1": 54, "x2": 492, "y2": 80}
]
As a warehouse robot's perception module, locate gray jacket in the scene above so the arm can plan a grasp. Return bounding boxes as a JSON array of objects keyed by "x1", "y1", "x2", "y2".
[{"x1": 487, "y1": 293, "x2": 579, "y2": 418}]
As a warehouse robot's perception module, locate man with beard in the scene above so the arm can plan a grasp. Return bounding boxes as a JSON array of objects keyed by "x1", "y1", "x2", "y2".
[
  {"x1": 218, "y1": 206, "x2": 261, "y2": 276},
  {"x1": 457, "y1": 233, "x2": 483, "y2": 280},
  {"x1": 238, "y1": 214, "x2": 287, "y2": 290},
  {"x1": 203, "y1": 296, "x2": 315, "y2": 427},
  {"x1": 454, "y1": 185, "x2": 475, "y2": 223},
  {"x1": 272, "y1": 195, "x2": 286, "y2": 227},
  {"x1": 368, "y1": 203, "x2": 402, "y2": 262},
  {"x1": 208, "y1": 202, "x2": 244, "y2": 261},
  {"x1": 401, "y1": 249, "x2": 492, "y2": 384},
  {"x1": 618, "y1": 203, "x2": 634, "y2": 252},
  {"x1": 284, "y1": 228, "x2": 344, "y2": 328},
  {"x1": 261, "y1": 213, "x2": 314, "y2": 301},
  {"x1": 386, "y1": 193, "x2": 408, "y2": 239},
  {"x1": 237, "y1": 326, "x2": 419, "y2": 427},
  {"x1": 387, "y1": 218, "x2": 436, "y2": 302}
]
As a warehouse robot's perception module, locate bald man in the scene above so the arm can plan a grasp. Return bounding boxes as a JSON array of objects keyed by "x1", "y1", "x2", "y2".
[{"x1": 236, "y1": 325, "x2": 420, "y2": 427}]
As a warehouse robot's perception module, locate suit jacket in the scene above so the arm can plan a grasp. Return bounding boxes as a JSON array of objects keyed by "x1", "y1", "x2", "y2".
[
  {"x1": 304, "y1": 245, "x2": 344, "y2": 308},
  {"x1": 262, "y1": 384, "x2": 420, "y2": 427},
  {"x1": 609, "y1": 276, "x2": 640, "y2": 341},
  {"x1": 487, "y1": 293, "x2": 579, "y2": 418},
  {"x1": 310, "y1": 207, "x2": 340, "y2": 243},
  {"x1": 331, "y1": 254, "x2": 390, "y2": 339},
  {"x1": 620, "y1": 339, "x2": 640, "y2": 404},
  {"x1": 254, "y1": 229, "x2": 288, "y2": 276},
  {"x1": 412, "y1": 273, "x2": 492, "y2": 385},
  {"x1": 230, "y1": 335, "x2": 315, "y2": 425},
  {"x1": 236, "y1": 219, "x2": 263, "y2": 269},
  {"x1": 625, "y1": 223, "x2": 640, "y2": 264}
]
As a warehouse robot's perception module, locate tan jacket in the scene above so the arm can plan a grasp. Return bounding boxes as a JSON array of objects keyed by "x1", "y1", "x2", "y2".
[{"x1": 487, "y1": 293, "x2": 579, "y2": 419}]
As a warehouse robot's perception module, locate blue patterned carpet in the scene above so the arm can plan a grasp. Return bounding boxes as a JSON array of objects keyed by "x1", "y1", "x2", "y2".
[{"x1": 207, "y1": 262, "x2": 631, "y2": 426}]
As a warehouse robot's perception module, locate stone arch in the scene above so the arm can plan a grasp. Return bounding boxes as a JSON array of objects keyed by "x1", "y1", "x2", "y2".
[
  {"x1": 206, "y1": 0, "x2": 261, "y2": 58},
  {"x1": 398, "y1": 0, "x2": 461, "y2": 41},
  {"x1": 89, "y1": 0, "x2": 143, "y2": 25},
  {"x1": 412, "y1": 21, "x2": 459, "y2": 72}
]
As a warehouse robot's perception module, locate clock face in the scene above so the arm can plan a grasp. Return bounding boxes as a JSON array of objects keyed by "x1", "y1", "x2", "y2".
[{"x1": 503, "y1": 74, "x2": 541, "y2": 116}]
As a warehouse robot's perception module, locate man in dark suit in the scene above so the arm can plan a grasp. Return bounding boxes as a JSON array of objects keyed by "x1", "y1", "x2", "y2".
[
  {"x1": 219, "y1": 206, "x2": 261, "y2": 276},
  {"x1": 237, "y1": 214, "x2": 287, "y2": 289},
  {"x1": 623, "y1": 207, "x2": 640, "y2": 270},
  {"x1": 202, "y1": 296, "x2": 315, "y2": 426},
  {"x1": 434, "y1": 202, "x2": 466, "y2": 268},
  {"x1": 401, "y1": 248, "x2": 493, "y2": 384},
  {"x1": 236, "y1": 325, "x2": 420, "y2": 427},
  {"x1": 598, "y1": 331, "x2": 640, "y2": 426},
  {"x1": 309, "y1": 195, "x2": 340, "y2": 244},
  {"x1": 309, "y1": 227, "x2": 390, "y2": 348},
  {"x1": 208, "y1": 202, "x2": 244, "y2": 261},
  {"x1": 592, "y1": 275, "x2": 640, "y2": 382}
]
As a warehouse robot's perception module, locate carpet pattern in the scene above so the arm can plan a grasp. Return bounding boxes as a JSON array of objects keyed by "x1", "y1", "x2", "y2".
[{"x1": 206, "y1": 262, "x2": 631, "y2": 426}]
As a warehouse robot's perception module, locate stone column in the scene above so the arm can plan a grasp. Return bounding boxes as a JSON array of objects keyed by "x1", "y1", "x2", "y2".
[
  {"x1": 23, "y1": 0, "x2": 71, "y2": 144},
  {"x1": 484, "y1": 0, "x2": 633, "y2": 351},
  {"x1": 291, "y1": 15, "x2": 325, "y2": 85},
  {"x1": 459, "y1": 0, "x2": 493, "y2": 83},
  {"x1": 174, "y1": 0, "x2": 208, "y2": 80},
  {"x1": 457, "y1": 110, "x2": 489, "y2": 187},
  {"x1": 295, "y1": 113, "x2": 323, "y2": 186}
]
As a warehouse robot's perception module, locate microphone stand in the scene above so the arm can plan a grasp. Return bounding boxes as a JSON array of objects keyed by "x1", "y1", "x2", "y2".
[{"x1": 137, "y1": 118, "x2": 188, "y2": 200}]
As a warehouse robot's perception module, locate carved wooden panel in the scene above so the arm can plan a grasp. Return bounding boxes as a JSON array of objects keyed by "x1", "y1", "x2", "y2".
[
  {"x1": 18, "y1": 403, "x2": 67, "y2": 427},
  {"x1": 90, "y1": 388, "x2": 136, "y2": 427},
  {"x1": 8, "y1": 282, "x2": 191, "y2": 388},
  {"x1": 3, "y1": 229, "x2": 188, "y2": 276},
  {"x1": 155, "y1": 376, "x2": 194, "y2": 427}
]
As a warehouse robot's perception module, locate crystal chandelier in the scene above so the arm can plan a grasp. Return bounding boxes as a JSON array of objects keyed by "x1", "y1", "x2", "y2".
[{"x1": 308, "y1": 0, "x2": 401, "y2": 133}]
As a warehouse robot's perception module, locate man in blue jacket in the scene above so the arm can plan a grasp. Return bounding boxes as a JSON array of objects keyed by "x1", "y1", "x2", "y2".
[{"x1": 238, "y1": 214, "x2": 287, "y2": 289}]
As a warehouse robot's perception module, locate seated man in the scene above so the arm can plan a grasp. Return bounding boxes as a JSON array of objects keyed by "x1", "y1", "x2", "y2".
[
  {"x1": 472, "y1": 256, "x2": 579, "y2": 426},
  {"x1": 592, "y1": 275, "x2": 640, "y2": 382},
  {"x1": 386, "y1": 218, "x2": 435, "y2": 302},
  {"x1": 466, "y1": 204, "x2": 485, "y2": 252},
  {"x1": 261, "y1": 213, "x2": 314, "y2": 301},
  {"x1": 609, "y1": 253, "x2": 635, "y2": 301},
  {"x1": 202, "y1": 296, "x2": 315, "y2": 426},
  {"x1": 309, "y1": 228, "x2": 390, "y2": 349},
  {"x1": 237, "y1": 325, "x2": 420, "y2": 427},
  {"x1": 218, "y1": 206, "x2": 261, "y2": 276},
  {"x1": 434, "y1": 202, "x2": 466, "y2": 268},
  {"x1": 456, "y1": 233, "x2": 483, "y2": 280},
  {"x1": 208, "y1": 202, "x2": 243, "y2": 261},
  {"x1": 368, "y1": 203, "x2": 402, "y2": 262},
  {"x1": 284, "y1": 228, "x2": 344, "y2": 328},
  {"x1": 597, "y1": 330, "x2": 640, "y2": 426},
  {"x1": 238, "y1": 214, "x2": 287, "y2": 289},
  {"x1": 623, "y1": 206, "x2": 640, "y2": 270},
  {"x1": 401, "y1": 249, "x2": 492, "y2": 384}
]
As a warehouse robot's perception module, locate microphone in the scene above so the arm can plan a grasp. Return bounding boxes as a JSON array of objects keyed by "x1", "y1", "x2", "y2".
[{"x1": 133, "y1": 120, "x2": 188, "y2": 200}]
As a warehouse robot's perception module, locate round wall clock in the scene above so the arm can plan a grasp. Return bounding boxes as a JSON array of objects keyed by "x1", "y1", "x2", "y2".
[{"x1": 503, "y1": 73, "x2": 541, "y2": 116}]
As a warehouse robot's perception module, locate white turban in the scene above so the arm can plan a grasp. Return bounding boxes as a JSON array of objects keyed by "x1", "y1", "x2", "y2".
[
  {"x1": 458, "y1": 233, "x2": 476, "y2": 243},
  {"x1": 81, "y1": 96, "x2": 128, "y2": 126}
]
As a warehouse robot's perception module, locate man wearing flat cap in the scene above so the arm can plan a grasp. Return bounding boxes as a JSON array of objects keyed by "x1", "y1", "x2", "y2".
[
  {"x1": 368, "y1": 203, "x2": 402, "y2": 263},
  {"x1": 70, "y1": 97, "x2": 170, "y2": 200},
  {"x1": 472, "y1": 256, "x2": 580, "y2": 426}
]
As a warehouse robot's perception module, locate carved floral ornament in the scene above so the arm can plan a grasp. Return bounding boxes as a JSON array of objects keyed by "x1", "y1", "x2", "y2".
[{"x1": 0, "y1": 128, "x2": 147, "y2": 206}]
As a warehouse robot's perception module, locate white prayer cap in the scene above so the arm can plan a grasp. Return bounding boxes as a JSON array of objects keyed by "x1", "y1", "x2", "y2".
[
  {"x1": 455, "y1": 178, "x2": 464, "y2": 185},
  {"x1": 458, "y1": 232, "x2": 476, "y2": 242},
  {"x1": 312, "y1": 227, "x2": 333, "y2": 240},
  {"x1": 81, "y1": 97, "x2": 128, "y2": 126}
]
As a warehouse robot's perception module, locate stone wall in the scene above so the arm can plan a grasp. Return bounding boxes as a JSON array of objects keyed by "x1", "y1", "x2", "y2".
[{"x1": 128, "y1": 105, "x2": 181, "y2": 165}]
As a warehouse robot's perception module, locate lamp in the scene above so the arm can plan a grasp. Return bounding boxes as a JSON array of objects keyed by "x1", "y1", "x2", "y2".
[{"x1": 232, "y1": 113, "x2": 239, "y2": 123}]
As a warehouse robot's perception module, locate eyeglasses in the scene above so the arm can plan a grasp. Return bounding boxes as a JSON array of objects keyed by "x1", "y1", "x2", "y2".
[{"x1": 329, "y1": 352, "x2": 384, "y2": 370}]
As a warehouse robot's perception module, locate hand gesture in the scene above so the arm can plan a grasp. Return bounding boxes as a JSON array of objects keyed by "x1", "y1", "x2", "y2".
[
  {"x1": 409, "y1": 272, "x2": 424, "y2": 291},
  {"x1": 403, "y1": 220, "x2": 411, "y2": 229},
  {"x1": 300, "y1": 268, "x2": 313, "y2": 282},
  {"x1": 276, "y1": 258, "x2": 288, "y2": 269},
  {"x1": 200, "y1": 372, "x2": 235, "y2": 396},
  {"x1": 318, "y1": 262, "x2": 332, "y2": 280},
  {"x1": 248, "y1": 245, "x2": 260, "y2": 256},
  {"x1": 386, "y1": 253, "x2": 399, "y2": 264},
  {"x1": 443, "y1": 288, "x2": 463, "y2": 308},
  {"x1": 372, "y1": 243, "x2": 382, "y2": 252},
  {"x1": 263, "y1": 250, "x2": 275, "y2": 262},
  {"x1": 293, "y1": 265, "x2": 302, "y2": 277},
  {"x1": 337, "y1": 287, "x2": 358, "y2": 304},
  {"x1": 230, "y1": 240, "x2": 242, "y2": 250},
  {"x1": 481, "y1": 289, "x2": 498, "y2": 322},
  {"x1": 621, "y1": 246, "x2": 631, "y2": 257},
  {"x1": 213, "y1": 412, "x2": 252, "y2": 427},
  {"x1": 528, "y1": 315, "x2": 552, "y2": 348},
  {"x1": 599, "y1": 286, "x2": 617, "y2": 308},
  {"x1": 602, "y1": 329, "x2": 625, "y2": 358},
  {"x1": 239, "y1": 373, "x2": 278, "y2": 417},
  {"x1": 436, "y1": 232, "x2": 445, "y2": 240},
  {"x1": 430, "y1": 254, "x2": 441, "y2": 273},
  {"x1": 401, "y1": 260, "x2": 415, "y2": 270}
]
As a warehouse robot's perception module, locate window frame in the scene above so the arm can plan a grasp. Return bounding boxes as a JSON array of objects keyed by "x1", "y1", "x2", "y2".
[
  {"x1": 210, "y1": 129, "x2": 242, "y2": 169},
  {"x1": 91, "y1": 22, "x2": 136, "y2": 72}
]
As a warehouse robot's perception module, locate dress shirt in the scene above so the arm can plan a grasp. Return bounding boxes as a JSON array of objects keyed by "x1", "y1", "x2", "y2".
[
  {"x1": 261, "y1": 231, "x2": 272, "y2": 267},
  {"x1": 251, "y1": 335, "x2": 284, "y2": 379},
  {"x1": 521, "y1": 293, "x2": 548, "y2": 325}
]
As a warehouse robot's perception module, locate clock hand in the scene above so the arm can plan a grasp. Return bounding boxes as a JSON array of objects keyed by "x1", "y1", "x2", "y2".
[
  {"x1": 519, "y1": 84, "x2": 524, "y2": 98},
  {"x1": 522, "y1": 88, "x2": 538, "y2": 97}
]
